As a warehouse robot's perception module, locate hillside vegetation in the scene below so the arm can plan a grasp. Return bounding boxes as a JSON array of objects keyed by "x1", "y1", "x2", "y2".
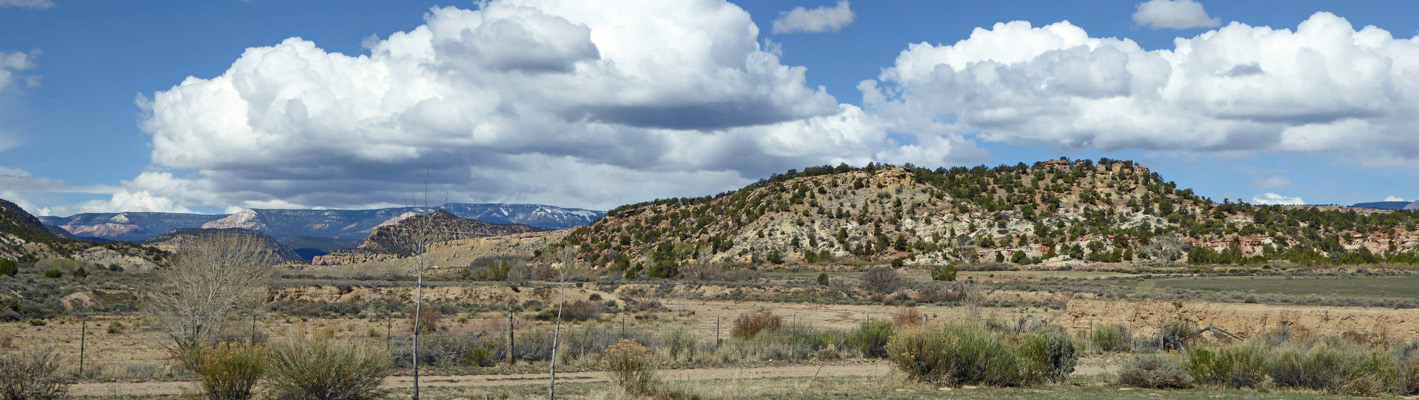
[
  {"x1": 546, "y1": 158, "x2": 1419, "y2": 272},
  {"x1": 0, "y1": 199, "x2": 167, "y2": 267},
  {"x1": 334, "y1": 210, "x2": 546, "y2": 257}
]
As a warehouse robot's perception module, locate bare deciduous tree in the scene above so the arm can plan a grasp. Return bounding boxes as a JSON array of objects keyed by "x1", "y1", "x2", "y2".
[
  {"x1": 549, "y1": 245, "x2": 579, "y2": 400},
  {"x1": 147, "y1": 232, "x2": 278, "y2": 365}
]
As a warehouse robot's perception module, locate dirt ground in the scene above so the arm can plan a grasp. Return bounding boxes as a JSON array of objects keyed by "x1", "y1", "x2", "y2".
[
  {"x1": 1055, "y1": 299, "x2": 1419, "y2": 342},
  {"x1": 656, "y1": 298, "x2": 1050, "y2": 340},
  {"x1": 67, "y1": 362, "x2": 893, "y2": 397}
]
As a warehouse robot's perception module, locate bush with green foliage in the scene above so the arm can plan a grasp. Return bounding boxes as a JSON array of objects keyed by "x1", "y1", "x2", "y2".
[
  {"x1": 662, "y1": 327, "x2": 697, "y2": 362},
  {"x1": 41, "y1": 269, "x2": 61, "y2": 279},
  {"x1": 71, "y1": 266, "x2": 86, "y2": 279},
  {"x1": 930, "y1": 265, "x2": 957, "y2": 281},
  {"x1": 604, "y1": 339, "x2": 659, "y2": 396},
  {"x1": 816, "y1": 272, "x2": 828, "y2": 286},
  {"x1": 266, "y1": 337, "x2": 389, "y2": 400},
  {"x1": 1118, "y1": 354, "x2": 1194, "y2": 389},
  {"x1": 1091, "y1": 323, "x2": 1130, "y2": 352},
  {"x1": 1186, "y1": 344, "x2": 1270, "y2": 389},
  {"x1": 645, "y1": 259, "x2": 677, "y2": 279},
  {"x1": 847, "y1": 318, "x2": 893, "y2": 358},
  {"x1": 1397, "y1": 354, "x2": 1419, "y2": 395},
  {"x1": 194, "y1": 342, "x2": 265, "y2": 400},
  {"x1": 885, "y1": 323, "x2": 1074, "y2": 386},
  {"x1": 0, "y1": 346, "x2": 67, "y2": 400},
  {"x1": 1016, "y1": 330, "x2": 1078, "y2": 383},
  {"x1": 0, "y1": 259, "x2": 15, "y2": 277},
  {"x1": 1268, "y1": 342, "x2": 1396, "y2": 396}
]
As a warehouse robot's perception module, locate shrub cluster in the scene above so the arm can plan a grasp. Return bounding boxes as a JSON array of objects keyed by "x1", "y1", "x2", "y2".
[
  {"x1": 847, "y1": 319, "x2": 893, "y2": 358},
  {"x1": 1118, "y1": 354, "x2": 1193, "y2": 389},
  {"x1": 266, "y1": 337, "x2": 390, "y2": 400},
  {"x1": 194, "y1": 342, "x2": 265, "y2": 400},
  {"x1": 1185, "y1": 344, "x2": 1270, "y2": 389},
  {"x1": 930, "y1": 265, "x2": 957, "y2": 281},
  {"x1": 604, "y1": 339, "x2": 659, "y2": 395},
  {"x1": 1090, "y1": 323, "x2": 1130, "y2": 352},
  {"x1": 1268, "y1": 342, "x2": 1394, "y2": 396},
  {"x1": 1174, "y1": 338, "x2": 1419, "y2": 396},
  {"x1": 409, "y1": 307, "x2": 443, "y2": 334},
  {"x1": 0, "y1": 259, "x2": 16, "y2": 277},
  {"x1": 891, "y1": 307, "x2": 923, "y2": 327},
  {"x1": 731, "y1": 311, "x2": 783, "y2": 339},
  {"x1": 0, "y1": 347, "x2": 67, "y2": 400},
  {"x1": 885, "y1": 322, "x2": 1077, "y2": 386},
  {"x1": 860, "y1": 267, "x2": 903, "y2": 294}
]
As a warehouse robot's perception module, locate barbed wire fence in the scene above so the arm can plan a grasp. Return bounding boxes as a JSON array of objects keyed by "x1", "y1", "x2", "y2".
[{"x1": 7, "y1": 299, "x2": 920, "y2": 387}]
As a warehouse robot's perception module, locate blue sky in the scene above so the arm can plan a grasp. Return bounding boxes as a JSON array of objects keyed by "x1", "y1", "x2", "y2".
[{"x1": 1, "y1": 0, "x2": 1416, "y2": 215}]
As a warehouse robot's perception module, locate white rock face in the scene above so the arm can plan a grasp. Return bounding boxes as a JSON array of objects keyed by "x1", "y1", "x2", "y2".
[
  {"x1": 202, "y1": 209, "x2": 263, "y2": 230},
  {"x1": 1406, "y1": 201, "x2": 1419, "y2": 211}
]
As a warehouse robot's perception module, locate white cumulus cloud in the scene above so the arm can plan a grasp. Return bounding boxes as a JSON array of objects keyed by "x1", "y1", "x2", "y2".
[
  {"x1": 0, "y1": 50, "x2": 38, "y2": 92},
  {"x1": 1133, "y1": 0, "x2": 1220, "y2": 30},
  {"x1": 126, "y1": 0, "x2": 944, "y2": 212},
  {"x1": 1252, "y1": 192, "x2": 1304, "y2": 205},
  {"x1": 772, "y1": 1, "x2": 854, "y2": 34},
  {"x1": 1386, "y1": 195, "x2": 1406, "y2": 202},
  {"x1": 863, "y1": 12, "x2": 1419, "y2": 168}
]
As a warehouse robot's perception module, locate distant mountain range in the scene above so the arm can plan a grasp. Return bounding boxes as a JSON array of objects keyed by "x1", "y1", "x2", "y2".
[
  {"x1": 1351, "y1": 201, "x2": 1419, "y2": 210},
  {"x1": 39, "y1": 203, "x2": 604, "y2": 242},
  {"x1": 0, "y1": 198, "x2": 167, "y2": 267}
]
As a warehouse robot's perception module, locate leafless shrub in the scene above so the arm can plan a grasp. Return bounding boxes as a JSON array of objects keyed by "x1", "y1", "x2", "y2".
[
  {"x1": 0, "y1": 347, "x2": 68, "y2": 400},
  {"x1": 409, "y1": 307, "x2": 442, "y2": 334},
  {"x1": 860, "y1": 267, "x2": 904, "y2": 294},
  {"x1": 892, "y1": 307, "x2": 923, "y2": 327},
  {"x1": 732, "y1": 311, "x2": 783, "y2": 339},
  {"x1": 542, "y1": 300, "x2": 602, "y2": 322}
]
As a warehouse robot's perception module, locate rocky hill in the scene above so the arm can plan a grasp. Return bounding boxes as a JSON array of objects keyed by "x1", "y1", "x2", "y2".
[
  {"x1": 547, "y1": 159, "x2": 1419, "y2": 270},
  {"x1": 280, "y1": 236, "x2": 364, "y2": 259},
  {"x1": 143, "y1": 228, "x2": 302, "y2": 261},
  {"x1": 0, "y1": 199, "x2": 167, "y2": 269},
  {"x1": 326, "y1": 210, "x2": 546, "y2": 258},
  {"x1": 41, "y1": 203, "x2": 603, "y2": 242}
]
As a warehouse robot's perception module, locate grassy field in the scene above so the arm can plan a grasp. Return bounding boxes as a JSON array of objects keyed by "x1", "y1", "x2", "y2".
[{"x1": 1132, "y1": 276, "x2": 1419, "y2": 299}]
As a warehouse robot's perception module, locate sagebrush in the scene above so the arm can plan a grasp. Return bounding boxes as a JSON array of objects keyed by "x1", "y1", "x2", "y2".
[
  {"x1": 0, "y1": 347, "x2": 67, "y2": 400},
  {"x1": 194, "y1": 342, "x2": 265, "y2": 400},
  {"x1": 266, "y1": 337, "x2": 389, "y2": 400}
]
